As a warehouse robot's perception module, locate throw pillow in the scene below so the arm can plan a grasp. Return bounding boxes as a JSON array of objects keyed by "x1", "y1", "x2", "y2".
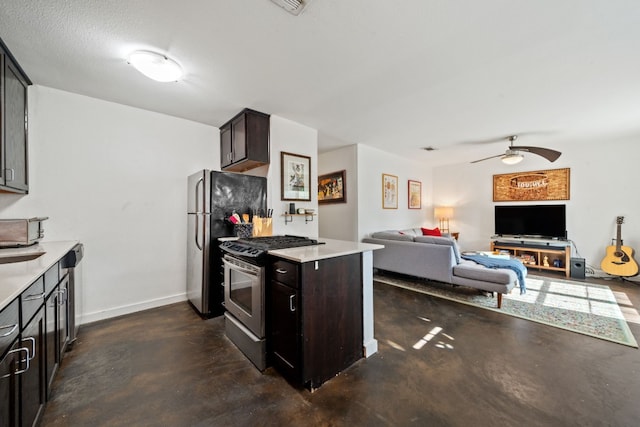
[{"x1": 421, "y1": 227, "x2": 442, "y2": 236}]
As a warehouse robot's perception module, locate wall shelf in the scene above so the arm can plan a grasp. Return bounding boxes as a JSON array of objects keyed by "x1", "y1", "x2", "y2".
[{"x1": 283, "y1": 213, "x2": 316, "y2": 224}]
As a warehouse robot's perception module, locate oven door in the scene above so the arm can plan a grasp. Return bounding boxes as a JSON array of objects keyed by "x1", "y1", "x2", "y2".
[{"x1": 223, "y1": 255, "x2": 265, "y2": 338}]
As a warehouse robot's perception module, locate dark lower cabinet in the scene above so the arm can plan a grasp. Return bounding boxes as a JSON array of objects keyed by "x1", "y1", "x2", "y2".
[
  {"x1": 57, "y1": 276, "x2": 69, "y2": 359},
  {"x1": 270, "y1": 280, "x2": 300, "y2": 380},
  {"x1": 45, "y1": 286, "x2": 58, "y2": 396},
  {"x1": 21, "y1": 306, "x2": 46, "y2": 427},
  {"x1": 2, "y1": 257, "x2": 74, "y2": 425},
  {"x1": 0, "y1": 340, "x2": 21, "y2": 427},
  {"x1": 0, "y1": 263, "x2": 72, "y2": 427},
  {"x1": 269, "y1": 254, "x2": 364, "y2": 390},
  {"x1": 46, "y1": 273, "x2": 69, "y2": 397}
]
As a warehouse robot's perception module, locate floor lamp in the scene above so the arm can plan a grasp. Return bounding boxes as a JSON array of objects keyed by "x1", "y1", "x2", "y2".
[{"x1": 434, "y1": 206, "x2": 453, "y2": 234}]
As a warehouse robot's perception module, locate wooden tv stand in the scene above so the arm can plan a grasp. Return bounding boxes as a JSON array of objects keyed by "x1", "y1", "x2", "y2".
[{"x1": 491, "y1": 239, "x2": 571, "y2": 278}]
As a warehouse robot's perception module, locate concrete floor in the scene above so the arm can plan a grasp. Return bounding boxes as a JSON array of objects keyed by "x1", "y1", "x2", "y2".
[{"x1": 42, "y1": 275, "x2": 640, "y2": 426}]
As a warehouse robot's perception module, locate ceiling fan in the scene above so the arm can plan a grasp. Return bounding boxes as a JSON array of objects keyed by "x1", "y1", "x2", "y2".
[{"x1": 470, "y1": 135, "x2": 562, "y2": 165}]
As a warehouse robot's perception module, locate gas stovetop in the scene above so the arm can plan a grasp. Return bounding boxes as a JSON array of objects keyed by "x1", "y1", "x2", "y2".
[{"x1": 220, "y1": 235, "x2": 322, "y2": 260}]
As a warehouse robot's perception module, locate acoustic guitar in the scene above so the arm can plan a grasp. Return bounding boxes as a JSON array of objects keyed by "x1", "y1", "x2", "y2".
[{"x1": 600, "y1": 216, "x2": 639, "y2": 277}]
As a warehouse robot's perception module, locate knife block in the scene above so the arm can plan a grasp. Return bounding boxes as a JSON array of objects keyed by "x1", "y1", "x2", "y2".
[{"x1": 252, "y1": 217, "x2": 272, "y2": 237}]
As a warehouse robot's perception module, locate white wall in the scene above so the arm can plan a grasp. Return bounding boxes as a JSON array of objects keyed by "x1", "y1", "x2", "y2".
[
  {"x1": 318, "y1": 145, "x2": 358, "y2": 241},
  {"x1": 356, "y1": 144, "x2": 434, "y2": 241},
  {"x1": 266, "y1": 115, "x2": 319, "y2": 238},
  {"x1": 0, "y1": 86, "x2": 216, "y2": 323},
  {"x1": 432, "y1": 134, "x2": 640, "y2": 273},
  {"x1": 317, "y1": 144, "x2": 434, "y2": 243}
]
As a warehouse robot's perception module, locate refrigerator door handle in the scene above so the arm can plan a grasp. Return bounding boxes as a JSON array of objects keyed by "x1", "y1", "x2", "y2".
[
  {"x1": 195, "y1": 214, "x2": 203, "y2": 250},
  {"x1": 195, "y1": 177, "x2": 204, "y2": 213}
]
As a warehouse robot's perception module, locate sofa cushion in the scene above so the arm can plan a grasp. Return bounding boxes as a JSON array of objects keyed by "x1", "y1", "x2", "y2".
[
  {"x1": 370, "y1": 231, "x2": 415, "y2": 242},
  {"x1": 421, "y1": 227, "x2": 442, "y2": 236},
  {"x1": 400, "y1": 228, "x2": 421, "y2": 236},
  {"x1": 453, "y1": 260, "x2": 516, "y2": 284},
  {"x1": 414, "y1": 235, "x2": 461, "y2": 263}
]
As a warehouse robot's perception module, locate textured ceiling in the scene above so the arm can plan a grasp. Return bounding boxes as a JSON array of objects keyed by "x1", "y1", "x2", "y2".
[{"x1": 1, "y1": 0, "x2": 639, "y2": 165}]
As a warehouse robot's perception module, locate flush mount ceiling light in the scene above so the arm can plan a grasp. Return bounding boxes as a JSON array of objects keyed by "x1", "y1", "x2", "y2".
[
  {"x1": 127, "y1": 51, "x2": 183, "y2": 82},
  {"x1": 501, "y1": 150, "x2": 524, "y2": 165}
]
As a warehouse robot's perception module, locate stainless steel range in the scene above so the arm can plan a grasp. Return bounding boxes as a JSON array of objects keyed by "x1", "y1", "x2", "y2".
[{"x1": 220, "y1": 236, "x2": 322, "y2": 370}]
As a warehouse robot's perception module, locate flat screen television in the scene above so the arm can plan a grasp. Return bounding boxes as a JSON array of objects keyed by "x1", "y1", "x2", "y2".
[{"x1": 494, "y1": 204, "x2": 566, "y2": 239}]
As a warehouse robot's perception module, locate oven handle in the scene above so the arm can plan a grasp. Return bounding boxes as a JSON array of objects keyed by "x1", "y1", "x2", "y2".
[{"x1": 222, "y1": 259, "x2": 260, "y2": 277}]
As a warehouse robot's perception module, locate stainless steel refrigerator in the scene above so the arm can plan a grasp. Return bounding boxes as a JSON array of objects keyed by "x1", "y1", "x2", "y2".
[{"x1": 187, "y1": 170, "x2": 267, "y2": 317}]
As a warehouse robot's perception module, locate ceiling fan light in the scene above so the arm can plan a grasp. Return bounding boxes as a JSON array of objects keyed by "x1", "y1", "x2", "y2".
[
  {"x1": 127, "y1": 51, "x2": 183, "y2": 82},
  {"x1": 501, "y1": 153, "x2": 524, "y2": 165}
]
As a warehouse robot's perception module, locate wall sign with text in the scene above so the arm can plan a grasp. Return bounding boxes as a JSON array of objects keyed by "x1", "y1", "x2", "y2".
[{"x1": 493, "y1": 168, "x2": 570, "y2": 202}]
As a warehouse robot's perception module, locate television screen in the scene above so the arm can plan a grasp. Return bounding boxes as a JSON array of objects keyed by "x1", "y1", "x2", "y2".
[{"x1": 494, "y1": 204, "x2": 566, "y2": 239}]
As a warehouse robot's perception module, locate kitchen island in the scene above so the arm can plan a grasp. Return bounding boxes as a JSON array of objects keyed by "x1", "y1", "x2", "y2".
[{"x1": 267, "y1": 238, "x2": 383, "y2": 390}]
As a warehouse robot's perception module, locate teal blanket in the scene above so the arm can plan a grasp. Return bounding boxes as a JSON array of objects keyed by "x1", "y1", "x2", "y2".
[{"x1": 461, "y1": 255, "x2": 527, "y2": 294}]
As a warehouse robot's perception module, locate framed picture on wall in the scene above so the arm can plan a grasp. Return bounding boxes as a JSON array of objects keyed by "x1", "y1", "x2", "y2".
[
  {"x1": 318, "y1": 170, "x2": 346, "y2": 204},
  {"x1": 408, "y1": 180, "x2": 422, "y2": 209},
  {"x1": 382, "y1": 173, "x2": 398, "y2": 209},
  {"x1": 281, "y1": 151, "x2": 312, "y2": 201}
]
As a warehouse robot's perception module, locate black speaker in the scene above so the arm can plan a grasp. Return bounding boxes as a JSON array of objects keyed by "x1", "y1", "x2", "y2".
[{"x1": 570, "y1": 257, "x2": 586, "y2": 279}]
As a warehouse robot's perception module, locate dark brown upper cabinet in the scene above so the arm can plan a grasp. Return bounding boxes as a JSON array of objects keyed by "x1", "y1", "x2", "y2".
[
  {"x1": 0, "y1": 37, "x2": 31, "y2": 194},
  {"x1": 220, "y1": 108, "x2": 270, "y2": 172}
]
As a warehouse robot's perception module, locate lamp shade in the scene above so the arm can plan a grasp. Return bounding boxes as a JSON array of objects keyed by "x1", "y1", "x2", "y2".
[
  {"x1": 127, "y1": 51, "x2": 183, "y2": 82},
  {"x1": 434, "y1": 206, "x2": 454, "y2": 219}
]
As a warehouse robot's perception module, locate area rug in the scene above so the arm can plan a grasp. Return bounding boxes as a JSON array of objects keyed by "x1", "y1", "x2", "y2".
[{"x1": 374, "y1": 273, "x2": 638, "y2": 348}]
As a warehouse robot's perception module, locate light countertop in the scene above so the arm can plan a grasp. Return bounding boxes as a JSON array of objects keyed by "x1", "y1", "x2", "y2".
[
  {"x1": 0, "y1": 241, "x2": 78, "y2": 311},
  {"x1": 268, "y1": 238, "x2": 383, "y2": 263}
]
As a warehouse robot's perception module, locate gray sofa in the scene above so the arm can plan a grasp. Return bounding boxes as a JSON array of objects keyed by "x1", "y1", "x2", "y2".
[{"x1": 362, "y1": 228, "x2": 524, "y2": 308}]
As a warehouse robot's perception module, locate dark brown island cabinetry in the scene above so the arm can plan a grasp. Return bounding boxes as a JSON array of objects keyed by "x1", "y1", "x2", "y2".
[
  {"x1": 0, "y1": 37, "x2": 31, "y2": 194},
  {"x1": 220, "y1": 108, "x2": 270, "y2": 172},
  {"x1": 269, "y1": 254, "x2": 363, "y2": 390}
]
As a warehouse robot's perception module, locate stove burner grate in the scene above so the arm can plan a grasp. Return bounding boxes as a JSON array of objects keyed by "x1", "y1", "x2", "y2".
[{"x1": 220, "y1": 235, "x2": 322, "y2": 262}]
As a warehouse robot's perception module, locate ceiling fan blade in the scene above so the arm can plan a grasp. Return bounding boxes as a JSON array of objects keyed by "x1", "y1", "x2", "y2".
[
  {"x1": 512, "y1": 146, "x2": 562, "y2": 162},
  {"x1": 470, "y1": 153, "x2": 504, "y2": 163}
]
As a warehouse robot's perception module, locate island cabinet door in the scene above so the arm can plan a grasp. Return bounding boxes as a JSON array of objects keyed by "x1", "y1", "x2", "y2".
[
  {"x1": 269, "y1": 279, "x2": 300, "y2": 382},
  {"x1": 301, "y1": 253, "x2": 363, "y2": 389}
]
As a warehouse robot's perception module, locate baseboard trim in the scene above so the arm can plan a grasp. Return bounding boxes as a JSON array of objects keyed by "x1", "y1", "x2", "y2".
[
  {"x1": 363, "y1": 338, "x2": 378, "y2": 357},
  {"x1": 81, "y1": 292, "x2": 187, "y2": 325}
]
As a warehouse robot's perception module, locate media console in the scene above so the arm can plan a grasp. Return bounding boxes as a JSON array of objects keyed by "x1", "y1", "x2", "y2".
[{"x1": 490, "y1": 237, "x2": 571, "y2": 278}]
